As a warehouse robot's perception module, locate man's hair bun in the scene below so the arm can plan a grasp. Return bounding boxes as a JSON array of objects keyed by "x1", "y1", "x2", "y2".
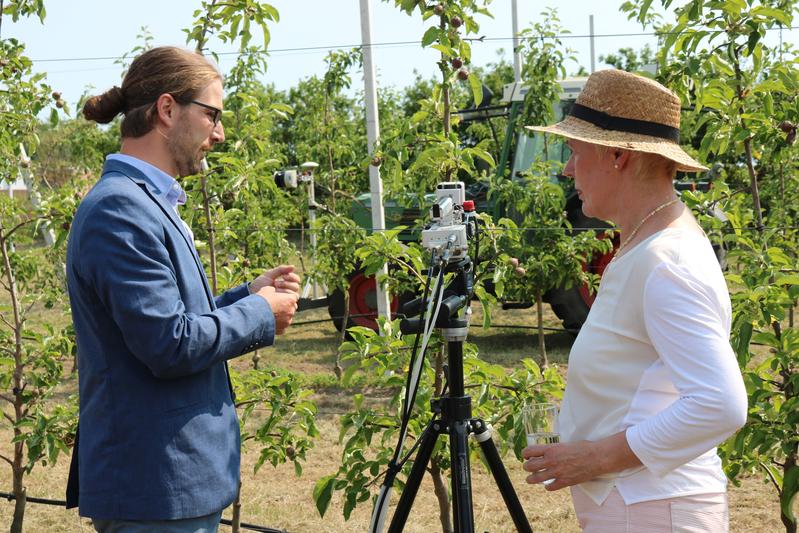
[{"x1": 82, "y1": 86, "x2": 125, "y2": 124}]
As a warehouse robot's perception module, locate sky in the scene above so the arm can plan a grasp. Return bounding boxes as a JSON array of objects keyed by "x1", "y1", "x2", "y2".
[{"x1": 5, "y1": 0, "x2": 798, "y2": 109}]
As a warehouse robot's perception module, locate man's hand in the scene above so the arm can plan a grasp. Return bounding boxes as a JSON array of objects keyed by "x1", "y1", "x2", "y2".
[
  {"x1": 250, "y1": 265, "x2": 301, "y2": 296},
  {"x1": 255, "y1": 285, "x2": 298, "y2": 335}
]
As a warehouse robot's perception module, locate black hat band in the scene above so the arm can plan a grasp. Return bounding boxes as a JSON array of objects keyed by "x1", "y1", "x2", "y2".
[{"x1": 569, "y1": 103, "x2": 681, "y2": 143}]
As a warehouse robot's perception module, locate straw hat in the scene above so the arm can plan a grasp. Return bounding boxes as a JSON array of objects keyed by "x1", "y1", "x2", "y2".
[{"x1": 526, "y1": 69, "x2": 707, "y2": 172}]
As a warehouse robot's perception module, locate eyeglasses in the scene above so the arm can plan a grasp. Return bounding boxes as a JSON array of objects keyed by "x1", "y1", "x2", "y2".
[{"x1": 173, "y1": 96, "x2": 222, "y2": 126}]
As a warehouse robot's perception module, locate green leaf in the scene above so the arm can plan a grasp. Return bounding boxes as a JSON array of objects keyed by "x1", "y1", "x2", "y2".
[
  {"x1": 459, "y1": 40, "x2": 472, "y2": 63},
  {"x1": 746, "y1": 31, "x2": 761, "y2": 56},
  {"x1": 751, "y1": 6, "x2": 793, "y2": 26},
  {"x1": 431, "y1": 44, "x2": 454, "y2": 57},
  {"x1": 775, "y1": 274, "x2": 799, "y2": 287},
  {"x1": 468, "y1": 71, "x2": 483, "y2": 107},
  {"x1": 421, "y1": 26, "x2": 440, "y2": 47},
  {"x1": 49, "y1": 108, "x2": 59, "y2": 127},
  {"x1": 312, "y1": 474, "x2": 336, "y2": 517},
  {"x1": 780, "y1": 465, "x2": 799, "y2": 524}
]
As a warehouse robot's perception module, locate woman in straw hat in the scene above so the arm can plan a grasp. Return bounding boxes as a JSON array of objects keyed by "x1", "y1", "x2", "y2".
[{"x1": 521, "y1": 69, "x2": 747, "y2": 531}]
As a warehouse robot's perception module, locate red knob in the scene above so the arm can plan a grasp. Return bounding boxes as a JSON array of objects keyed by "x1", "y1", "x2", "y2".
[{"x1": 462, "y1": 200, "x2": 475, "y2": 212}]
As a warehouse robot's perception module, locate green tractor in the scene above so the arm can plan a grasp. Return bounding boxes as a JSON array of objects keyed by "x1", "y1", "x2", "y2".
[{"x1": 325, "y1": 78, "x2": 715, "y2": 333}]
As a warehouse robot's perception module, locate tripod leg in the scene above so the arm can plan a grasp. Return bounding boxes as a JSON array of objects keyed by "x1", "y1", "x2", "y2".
[
  {"x1": 387, "y1": 421, "x2": 441, "y2": 533},
  {"x1": 450, "y1": 418, "x2": 475, "y2": 533},
  {"x1": 472, "y1": 420, "x2": 533, "y2": 533}
]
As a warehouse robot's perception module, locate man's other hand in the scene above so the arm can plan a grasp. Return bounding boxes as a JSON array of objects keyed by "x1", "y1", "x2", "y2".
[{"x1": 255, "y1": 286, "x2": 299, "y2": 335}]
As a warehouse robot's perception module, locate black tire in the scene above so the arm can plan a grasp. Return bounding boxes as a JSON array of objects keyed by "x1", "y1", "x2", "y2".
[
  {"x1": 544, "y1": 286, "x2": 590, "y2": 334},
  {"x1": 545, "y1": 191, "x2": 616, "y2": 334}
]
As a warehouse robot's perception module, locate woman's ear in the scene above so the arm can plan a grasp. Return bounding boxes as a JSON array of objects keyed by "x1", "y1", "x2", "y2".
[{"x1": 613, "y1": 149, "x2": 631, "y2": 170}]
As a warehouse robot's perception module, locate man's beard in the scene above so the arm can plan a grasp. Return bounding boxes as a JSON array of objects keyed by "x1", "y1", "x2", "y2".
[{"x1": 168, "y1": 121, "x2": 204, "y2": 177}]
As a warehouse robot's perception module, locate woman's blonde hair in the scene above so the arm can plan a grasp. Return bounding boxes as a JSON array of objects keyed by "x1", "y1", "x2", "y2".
[{"x1": 82, "y1": 47, "x2": 222, "y2": 138}]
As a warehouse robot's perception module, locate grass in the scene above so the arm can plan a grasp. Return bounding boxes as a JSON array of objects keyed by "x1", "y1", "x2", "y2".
[{"x1": 0, "y1": 302, "x2": 789, "y2": 531}]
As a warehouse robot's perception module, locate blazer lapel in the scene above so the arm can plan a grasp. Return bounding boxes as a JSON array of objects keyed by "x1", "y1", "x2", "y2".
[{"x1": 100, "y1": 159, "x2": 216, "y2": 308}]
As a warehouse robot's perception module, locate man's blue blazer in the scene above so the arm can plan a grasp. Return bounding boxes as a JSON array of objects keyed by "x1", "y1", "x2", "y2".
[{"x1": 66, "y1": 158, "x2": 275, "y2": 520}]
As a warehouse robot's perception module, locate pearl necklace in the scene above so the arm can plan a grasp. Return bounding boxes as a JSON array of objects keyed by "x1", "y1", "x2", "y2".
[{"x1": 617, "y1": 197, "x2": 680, "y2": 256}]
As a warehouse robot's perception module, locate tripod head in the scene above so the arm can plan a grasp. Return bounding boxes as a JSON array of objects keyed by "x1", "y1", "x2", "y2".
[{"x1": 400, "y1": 256, "x2": 474, "y2": 337}]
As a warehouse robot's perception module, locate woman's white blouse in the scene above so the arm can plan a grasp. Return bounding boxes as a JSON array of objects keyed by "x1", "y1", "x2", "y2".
[{"x1": 559, "y1": 228, "x2": 747, "y2": 506}]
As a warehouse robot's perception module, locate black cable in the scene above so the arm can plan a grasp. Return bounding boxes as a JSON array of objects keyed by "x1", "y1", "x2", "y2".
[
  {"x1": 219, "y1": 518, "x2": 288, "y2": 533},
  {"x1": 369, "y1": 248, "x2": 447, "y2": 532},
  {"x1": 0, "y1": 492, "x2": 287, "y2": 533},
  {"x1": 0, "y1": 492, "x2": 66, "y2": 506}
]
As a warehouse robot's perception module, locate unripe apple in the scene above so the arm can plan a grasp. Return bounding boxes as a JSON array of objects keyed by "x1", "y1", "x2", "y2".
[
  {"x1": 457, "y1": 68, "x2": 469, "y2": 81},
  {"x1": 433, "y1": 3, "x2": 445, "y2": 15},
  {"x1": 451, "y1": 57, "x2": 463, "y2": 69},
  {"x1": 450, "y1": 15, "x2": 463, "y2": 28},
  {"x1": 778, "y1": 120, "x2": 795, "y2": 133},
  {"x1": 52, "y1": 91, "x2": 62, "y2": 100},
  {"x1": 55, "y1": 100, "x2": 64, "y2": 109}
]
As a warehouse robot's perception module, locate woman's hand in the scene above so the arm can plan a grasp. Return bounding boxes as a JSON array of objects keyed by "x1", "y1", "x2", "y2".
[{"x1": 522, "y1": 431, "x2": 641, "y2": 491}]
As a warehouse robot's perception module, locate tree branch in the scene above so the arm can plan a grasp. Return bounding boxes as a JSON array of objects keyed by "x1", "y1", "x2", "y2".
[
  {"x1": 0, "y1": 454, "x2": 13, "y2": 468},
  {"x1": 758, "y1": 460, "x2": 783, "y2": 496}
]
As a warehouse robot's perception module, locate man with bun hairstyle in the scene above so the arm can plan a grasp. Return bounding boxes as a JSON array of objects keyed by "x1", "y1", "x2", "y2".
[{"x1": 66, "y1": 46, "x2": 300, "y2": 532}]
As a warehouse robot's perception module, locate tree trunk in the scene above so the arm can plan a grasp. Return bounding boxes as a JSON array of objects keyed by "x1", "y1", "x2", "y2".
[
  {"x1": 781, "y1": 452, "x2": 797, "y2": 533},
  {"x1": 231, "y1": 480, "x2": 242, "y2": 533},
  {"x1": 431, "y1": 459, "x2": 453, "y2": 533},
  {"x1": 335, "y1": 291, "x2": 350, "y2": 380},
  {"x1": 200, "y1": 173, "x2": 218, "y2": 294},
  {"x1": 10, "y1": 465, "x2": 25, "y2": 533},
  {"x1": 1, "y1": 230, "x2": 27, "y2": 533},
  {"x1": 536, "y1": 289, "x2": 548, "y2": 367}
]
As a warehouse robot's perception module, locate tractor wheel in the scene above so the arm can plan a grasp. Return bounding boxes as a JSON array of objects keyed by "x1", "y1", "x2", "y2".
[
  {"x1": 545, "y1": 193, "x2": 616, "y2": 334},
  {"x1": 328, "y1": 270, "x2": 409, "y2": 333},
  {"x1": 545, "y1": 242, "x2": 617, "y2": 334}
]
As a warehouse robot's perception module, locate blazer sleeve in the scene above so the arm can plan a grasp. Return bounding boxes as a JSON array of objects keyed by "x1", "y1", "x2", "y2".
[
  {"x1": 215, "y1": 282, "x2": 251, "y2": 308},
  {"x1": 75, "y1": 192, "x2": 275, "y2": 379}
]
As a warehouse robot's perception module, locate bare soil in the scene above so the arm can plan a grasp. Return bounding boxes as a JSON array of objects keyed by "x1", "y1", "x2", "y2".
[{"x1": 0, "y1": 305, "x2": 785, "y2": 532}]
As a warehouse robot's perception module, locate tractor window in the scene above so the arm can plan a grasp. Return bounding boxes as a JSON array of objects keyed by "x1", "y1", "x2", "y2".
[{"x1": 512, "y1": 99, "x2": 575, "y2": 180}]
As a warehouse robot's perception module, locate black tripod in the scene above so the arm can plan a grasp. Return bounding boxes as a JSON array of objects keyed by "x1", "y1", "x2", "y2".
[{"x1": 386, "y1": 259, "x2": 532, "y2": 533}]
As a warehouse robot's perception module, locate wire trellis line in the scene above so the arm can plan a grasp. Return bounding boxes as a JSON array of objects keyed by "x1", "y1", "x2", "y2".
[
  {"x1": 187, "y1": 225, "x2": 799, "y2": 233},
  {"x1": 28, "y1": 26, "x2": 799, "y2": 64}
]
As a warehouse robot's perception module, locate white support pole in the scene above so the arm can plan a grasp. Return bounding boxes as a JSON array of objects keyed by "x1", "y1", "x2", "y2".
[
  {"x1": 359, "y1": 0, "x2": 391, "y2": 324},
  {"x1": 19, "y1": 144, "x2": 56, "y2": 246},
  {"x1": 589, "y1": 15, "x2": 596, "y2": 73},
  {"x1": 512, "y1": 0, "x2": 522, "y2": 82}
]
